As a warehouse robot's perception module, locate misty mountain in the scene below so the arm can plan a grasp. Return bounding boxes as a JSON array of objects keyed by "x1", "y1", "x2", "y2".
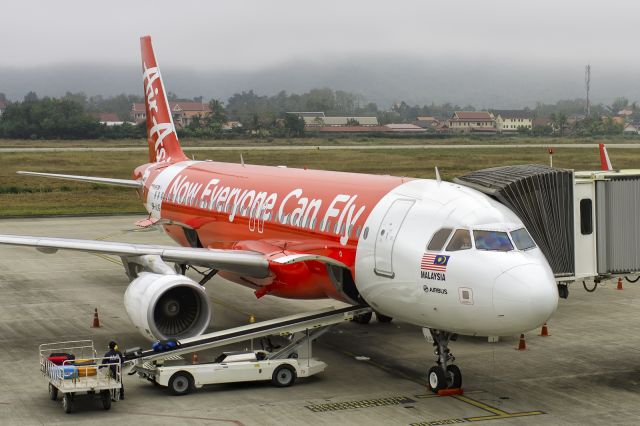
[{"x1": 0, "y1": 56, "x2": 637, "y2": 109}]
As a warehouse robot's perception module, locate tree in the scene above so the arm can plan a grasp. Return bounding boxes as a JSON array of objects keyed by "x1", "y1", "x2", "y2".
[
  {"x1": 62, "y1": 92, "x2": 88, "y2": 109},
  {"x1": 0, "y1": 97, "x2": 101, "y2": 139},
  {"x1": 305, "y1": 88, "x2": 335, "y2": 112},
  {"x1": 283, "y1": 114, "x2": 305, "y2": 137},
  {"x1": 611, "y1": 97, "x2": 629, "y2": 114},
  {"x1": 334, "y1": 90, "x2": 357, "y2": 115},
  {"x1": 557, "y1": 113, "x2": 568, "y2": 136},
  {"x1": 377, "y1": 110, "x2": 401, "y2": 125},
  {"x1": 532, "y1": 124, "x2": 552, "y2": 136},
  {"x1": 550, "y1": 113, "x2": 568, "y2": 136},
  {"x1": 206, "y1": 99, "x2": 228, "y2": 126},
  {"x1": 23, "y1": 91, "x2": 38, "y2": 102},
  {"x1": 86, "y1": 93, "x2": 143, "y2": 121},
  {"x1": 226, "y1": 90, "x2": 275, "y2": 131}
]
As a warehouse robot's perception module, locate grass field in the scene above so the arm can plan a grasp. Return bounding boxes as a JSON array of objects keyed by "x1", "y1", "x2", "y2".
[
  {"x1": 0, "y1": 134, "x2": 640, "y2": 149},
  {"x1": 1, "y1": 138, "x2": 640, "y2": 216}
]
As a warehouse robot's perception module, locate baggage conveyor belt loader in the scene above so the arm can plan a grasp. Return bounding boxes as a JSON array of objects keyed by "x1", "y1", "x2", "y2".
[{"x1": 124, "y1": 305, "x2": 371, "y2": 395}]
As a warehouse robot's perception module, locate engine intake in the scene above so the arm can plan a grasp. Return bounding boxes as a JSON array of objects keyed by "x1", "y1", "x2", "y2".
[{"x1": 124, "y1": 272, "x2": 211, "y2": 340}]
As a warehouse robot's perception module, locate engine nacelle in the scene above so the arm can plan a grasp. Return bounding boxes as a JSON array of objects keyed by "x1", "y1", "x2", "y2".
[{"x1": 124, "y1": 272, "x2": 212, "y2": 340}]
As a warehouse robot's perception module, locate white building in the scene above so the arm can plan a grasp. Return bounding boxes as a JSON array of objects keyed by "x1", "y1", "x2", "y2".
[{"x1": 494, "y1": 110, "x2": 533, "y2": 133}]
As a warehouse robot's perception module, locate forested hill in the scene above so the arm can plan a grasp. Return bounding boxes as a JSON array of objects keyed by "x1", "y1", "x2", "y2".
[{"x1": 0, "y1": 57, "x2": 637, "y2": 108}]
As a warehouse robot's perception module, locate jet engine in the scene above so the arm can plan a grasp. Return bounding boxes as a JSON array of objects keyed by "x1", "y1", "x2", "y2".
[{"x1": 124, "y1": 272, "x2": 212, "y2": 340}]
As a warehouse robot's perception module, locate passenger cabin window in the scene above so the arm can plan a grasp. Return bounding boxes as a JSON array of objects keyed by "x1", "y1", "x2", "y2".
[
  {"x1": 580, "y1": 199, "x2": 593, "y2": 235},
  {"x1": 474, "y1": 230, "x2": 513, "y2": 251},
  {"x1": 446, "y1": 229, "x2": 472, "y2": 251},
  {"x1": 510, "y1": 228, "x2": 536, "y2": 250},
  {"x1": 427, "y1": 228, "x2": 453, "y2": 251}
]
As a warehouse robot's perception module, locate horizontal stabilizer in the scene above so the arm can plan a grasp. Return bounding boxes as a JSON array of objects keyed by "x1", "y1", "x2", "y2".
[{"x1": 17, "y1": 171, "x2": 141, "y2": 188}]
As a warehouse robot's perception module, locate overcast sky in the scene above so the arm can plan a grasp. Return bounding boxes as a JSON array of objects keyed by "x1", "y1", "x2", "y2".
[
  {"x1": 2, "y1": 0, "x2": 639, "y2": 107},
  {"x1": 2, "y1": 0, "x2": 638, "y2": 70}
]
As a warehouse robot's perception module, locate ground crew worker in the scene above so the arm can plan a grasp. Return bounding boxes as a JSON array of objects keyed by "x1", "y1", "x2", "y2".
[{"x1": 103, "y1": 341, "x2": 124, "y2": 400}]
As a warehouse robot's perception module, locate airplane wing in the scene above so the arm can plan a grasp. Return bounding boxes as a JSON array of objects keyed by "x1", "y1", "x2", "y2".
[
  {"x1": 0, "y1": 235, "x2": 269, "y2": 278},
  {"x1": 17, "y1": 171, "x2": 141, "y2": 188}
]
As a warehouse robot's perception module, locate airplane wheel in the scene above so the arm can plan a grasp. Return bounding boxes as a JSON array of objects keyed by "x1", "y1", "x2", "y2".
[
  {"x1": 376, "y1": 312, "x2": 393, "y2": 323},
  {"x1": 168, "y1": 371, "x2": 193, "y2": 396},
  {"x1": 62, "y1": 393, "x2": 73, "y2": 414},
  {"x1": 272, "y1": 365, "x2": 297, "y2": 387},
  {"x1": 427, "y1": 366, "x2": 446, "y2": 393},
  {"x1": 353, "y1": 312, "x2": 373, "y2": 324},
  {"x1": 48, "y1": 383, "x2": 58, "y2": 401},
  {"x1": 446, "y1": 365, "x2": 462, "y2": 389}
]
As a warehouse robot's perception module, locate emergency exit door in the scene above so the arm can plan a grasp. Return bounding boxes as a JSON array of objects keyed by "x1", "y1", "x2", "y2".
[{"x1": 374, "y1": 198, "x2": 415, "y2": 278}]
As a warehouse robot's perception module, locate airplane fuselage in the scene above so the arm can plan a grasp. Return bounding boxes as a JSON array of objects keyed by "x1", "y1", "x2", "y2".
[{"x1": 135, "y1": 159, "x2": 558, "y2": 336}]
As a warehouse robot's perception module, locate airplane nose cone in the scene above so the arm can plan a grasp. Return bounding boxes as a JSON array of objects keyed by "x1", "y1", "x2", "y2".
[{"x1": 493, "y1": 263, "x2": 558, "y2": 332}]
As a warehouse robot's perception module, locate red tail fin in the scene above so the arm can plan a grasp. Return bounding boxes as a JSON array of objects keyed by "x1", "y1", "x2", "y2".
[
  {"x1": 599, "y1": 143, "x2": 613, "y2": 171},
  {"x1": 140, "y1": 36, "x2": 187, "y2": 163}
]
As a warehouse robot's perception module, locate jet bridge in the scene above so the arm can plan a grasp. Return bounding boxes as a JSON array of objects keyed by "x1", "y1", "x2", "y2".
[{"x1": 455, "y1": 165, "x2": 640, "y2": 284}]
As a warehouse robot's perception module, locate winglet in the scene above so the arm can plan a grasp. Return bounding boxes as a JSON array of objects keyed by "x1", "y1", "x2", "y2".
[
  {"x1": 435, "y1": 166, "x2": 441, "y2": 183},
  {"x1": 599, "y1": 143, "x2": 613, "y2": 171},
  {"x1": 140, "y1": 36, "x2": 187, "y2": 164}
]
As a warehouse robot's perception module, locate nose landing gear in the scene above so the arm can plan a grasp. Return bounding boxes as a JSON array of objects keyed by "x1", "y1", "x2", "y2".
[{"x1": 425, "y1": 329, "x2": 462, "y2": 393}]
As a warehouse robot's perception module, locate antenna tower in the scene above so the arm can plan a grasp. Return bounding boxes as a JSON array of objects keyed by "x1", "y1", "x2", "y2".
[{"x1": 585, "y1": 64, "x2": 591, "y2": 117}]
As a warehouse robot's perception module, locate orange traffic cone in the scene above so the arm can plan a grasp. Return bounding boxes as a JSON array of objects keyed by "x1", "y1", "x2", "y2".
[
  {"x1": 539, "y1": 323, "x2": 550, "y2": 337},
  {"x1": 517, "y1": 334, "x2": 526, "y2": 351},
  {"x1": 91, "y1": 308, "x2": 101, "y2": 328},
  {"x1": 192, "y1": 353, "x2": 198, "y2": 364},
  {"x1": 617, "y1": 277, "x2": 624, "y2": 290}
]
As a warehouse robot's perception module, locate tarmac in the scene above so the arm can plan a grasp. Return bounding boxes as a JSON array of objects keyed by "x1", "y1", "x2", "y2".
[{"x1": 1, "y1": 215, "x2": 640, "y2": 425}]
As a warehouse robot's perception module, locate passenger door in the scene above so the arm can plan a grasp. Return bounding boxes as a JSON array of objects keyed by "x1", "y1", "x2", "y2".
[{"x1": 374, "y1": 199, "x2": 415, "y2": 278}]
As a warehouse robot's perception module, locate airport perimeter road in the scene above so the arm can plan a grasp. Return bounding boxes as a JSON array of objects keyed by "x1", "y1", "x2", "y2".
[
  {"x1": 1, "y1": 143, "x2": 640, "y2": 153},
  {"x1": 1, "y1": 216, "x2": 640, "y2": 425}
]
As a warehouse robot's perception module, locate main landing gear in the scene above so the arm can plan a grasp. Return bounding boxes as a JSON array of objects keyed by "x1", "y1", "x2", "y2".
[
  {"x1": 352, "y1": 311, "x2": 393, "y2": 324},
  {"x1": 426, "y1": 329, "x2": 462, "y2": 393}
]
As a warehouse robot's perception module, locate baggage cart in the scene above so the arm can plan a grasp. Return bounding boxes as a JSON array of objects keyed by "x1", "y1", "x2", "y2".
[{"x1": 39, "y1": 340, "x2": 122, "y2": 413}]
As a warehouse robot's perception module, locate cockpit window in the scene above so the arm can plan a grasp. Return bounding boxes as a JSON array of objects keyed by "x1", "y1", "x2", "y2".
[
  {"x1": 446, "y1": 229, "x2": 472, "y2": 251},
  {"x1": 427, "y1": 228, "x2": 453, "y2": 251},
  {"x1": 474, "y1": 230, "x2": 513, "y2": 251},
  {"x1": 510, "y1": 228, "x2": 536, "y2": 250}
]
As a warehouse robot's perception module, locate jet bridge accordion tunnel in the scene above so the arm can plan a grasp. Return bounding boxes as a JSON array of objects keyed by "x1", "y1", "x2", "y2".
[
  {"x1": 456, "y1": 165, "x2": 640, "y2": 285},
  {"x1": 455, "y1": 165, "x2": 575, "y2": 278}
]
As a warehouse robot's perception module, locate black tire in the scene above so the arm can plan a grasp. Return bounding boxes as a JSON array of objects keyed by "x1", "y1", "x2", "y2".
[
  {"x1": 101, "y1": 390, "x2": 111, "y2": 410},
  {"x1": 48, "y1": 383, "x2": 58, "y2": 401},
  {"x1": 376, "y1": 312, "x2": 393, "y2": 323},
  {"x1": 446, "y1": 365, "x2": 462, "y2": 389},
  {"x1": 427, "y1": 366, "x2": 446, "y2": 393},
  {"x1": 352, "y1": 311, "x2": 373, "y2": 324},
  {"x1": 62, "y1": 393, "x2": 73, "y2": 414},
  {"x1": 168, "y1": 371, "x2": 193, "y2": 396},
  {"x1": 272, "y1": 364, "x2": 296, "y2": 387}
]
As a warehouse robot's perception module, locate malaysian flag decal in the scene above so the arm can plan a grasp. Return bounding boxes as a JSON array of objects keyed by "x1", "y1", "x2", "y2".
[{"x1": 421, "y1": 253, "x2": 450, "y2": 272}]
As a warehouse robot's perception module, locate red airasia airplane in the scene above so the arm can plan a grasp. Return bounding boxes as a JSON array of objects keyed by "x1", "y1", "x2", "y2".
[{"x1": 0, "y1": 36, "x2": 558, "y2": 392}]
